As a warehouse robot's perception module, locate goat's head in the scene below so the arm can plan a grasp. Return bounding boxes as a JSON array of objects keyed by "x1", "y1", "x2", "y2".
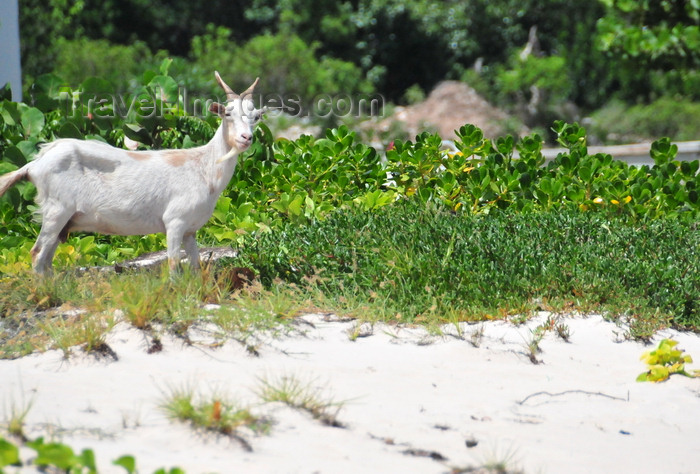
[{"x1": 209, "y1": 72, "x2": 265, "y2": 152}]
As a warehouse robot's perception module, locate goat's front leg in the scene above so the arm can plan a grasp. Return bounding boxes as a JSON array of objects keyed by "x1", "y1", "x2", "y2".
[{"x1": 183, "y1": 232, "x2": 201, "y2": 271}]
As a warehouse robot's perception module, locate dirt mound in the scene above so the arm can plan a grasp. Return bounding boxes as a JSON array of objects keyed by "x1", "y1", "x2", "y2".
[{"x1": 387, "y1": 81, "x2": 527, "y2": 140}]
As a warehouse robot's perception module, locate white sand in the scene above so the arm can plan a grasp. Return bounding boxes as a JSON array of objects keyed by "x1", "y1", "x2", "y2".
[{"x1": 2, "y1": 313, "x2": 699, "y2": 473}]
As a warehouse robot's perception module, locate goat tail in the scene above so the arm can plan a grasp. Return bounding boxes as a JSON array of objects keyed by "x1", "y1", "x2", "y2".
[{"x1": 0, "y1": 167, "x2": 28, "y2": 197}]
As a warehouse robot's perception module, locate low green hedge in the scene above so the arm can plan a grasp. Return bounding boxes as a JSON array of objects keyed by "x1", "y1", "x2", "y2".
[{"x1": 233, "y1": 200, "x2": 699, "y2": 331}]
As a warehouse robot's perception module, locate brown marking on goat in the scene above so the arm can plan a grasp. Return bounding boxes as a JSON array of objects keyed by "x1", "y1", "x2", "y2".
[
  {"x1": 126, "y1": 151, "x2": 152, "y2": 161},
  {"x1": 30, "y1": 244, "x2": 41, "y2": 264},
  {"x1": 161, "y1": 150, "x2": 188, "y2": 167}
]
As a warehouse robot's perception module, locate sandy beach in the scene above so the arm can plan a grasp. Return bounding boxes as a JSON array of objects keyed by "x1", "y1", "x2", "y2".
[{"x1": 2, "y1": 312, "x2": 699, "y2": 473}]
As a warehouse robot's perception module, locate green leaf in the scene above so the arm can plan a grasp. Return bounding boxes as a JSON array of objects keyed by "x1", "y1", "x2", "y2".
[
  {"x1": 518, "y1": 171, "x2": 532, "y2": 188},
  {"x1": 57, "y1": 122, "x2": 84, "y2": 139},
  {"x1": 17, "y1": 140, "x2": 38, "y2": 160},
  {"x1": 0, "y1": 100, "x2": 20, "y2": 126},
  {"x1": 159, "y1": 58, "x2": 174, "y2": 76},
  {"x1": 0, "y1": 438, "x2": 20, "y2": 467},
  {"x1": 0, "y1": 83, "x2": 13, "y2": 101},
  {"x1": 287, "y1": 195, "x2": 304, "y2": 216},
  {"x1": 636, "y1": 372, "x2": 650, "y2": 382},
  {"x1": 148, "y1": 75, "x2": 179, "y2": 104},
  {"x1": 35, "y1": 74, "x2": 68, "y2": 99},
  {"x1": 113, "y1": 455, "x2": 137, "y2": 473},
  {"x1": 3, "y1": 146, "x2": 26, "y2": 167},
  {"x1": 78, "y1": 448, "x2": 97, "y2": 472},
  {"x1": 122, "y1": 123, "x2": 153, "y2": 146},
  {"x1": 20, "y1": 107, "x2": 45, "y2": 137},
  {"x1": 648, "y1": 365, "x2": 670, "y2": 382},
  {"x1": 579, "y1": 164, "x2": 593, "y2": 182},
  {"x1": 32, "y1": 441, "x2": 77, "y2": 469}
]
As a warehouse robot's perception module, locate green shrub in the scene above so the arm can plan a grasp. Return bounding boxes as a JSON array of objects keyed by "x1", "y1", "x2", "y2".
[
  {"x1": 591, "y1": 98, "x2": 700, "y2": 143},
  {"x1": 495, "y1": 53, "x2": 574, "y2": 126},
  {"x1": 52, "y1": 38, "x2": 158, "y2": 93},
  {"x1": 190, "y1": 27, "x2": 372, "y2": 108}
]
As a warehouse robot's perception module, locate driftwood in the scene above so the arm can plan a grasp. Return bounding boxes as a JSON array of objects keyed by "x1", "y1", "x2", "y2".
[
  {"x1": 75, "y1": 246, "x2": 238, "y2": 273},
  {"x1": 113, "y1": 246, "x2": 238, "y2": 273}
]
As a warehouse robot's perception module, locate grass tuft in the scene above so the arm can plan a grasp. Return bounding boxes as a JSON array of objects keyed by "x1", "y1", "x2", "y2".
[
  {"x1": 160, "y1": 385, "x2": 268, "y2": 450},
  {"x1": 3, "y1": 396, "x2": 34, "y2": 442},
  {"x1": 257, "y1": 374, "x2": 346, "y2": 427},
  {"x1": 40, "y1": 312, "x2": 117, "y2": 359}
]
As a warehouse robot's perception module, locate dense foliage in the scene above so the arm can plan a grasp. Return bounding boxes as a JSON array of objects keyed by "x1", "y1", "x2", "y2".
[
  {"x1": 17, "y1": 0, "x2": 700, "y2": 135},
  {"x1": 234, "y1": 200, "x2": 700, "y2": 331}
]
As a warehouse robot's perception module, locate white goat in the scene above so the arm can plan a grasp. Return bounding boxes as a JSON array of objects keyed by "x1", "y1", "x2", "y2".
[{"x1": 0, "y1": 72, "x2": 264, "y2": 274}]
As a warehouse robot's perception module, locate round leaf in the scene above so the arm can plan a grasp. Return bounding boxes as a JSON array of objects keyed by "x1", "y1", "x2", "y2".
[
  {"x1": 21, "y1": 107, "x2": 45, "y2": 137},
  {"x1": 148, "y1": 75, "x2": 179, "y2": 104}
]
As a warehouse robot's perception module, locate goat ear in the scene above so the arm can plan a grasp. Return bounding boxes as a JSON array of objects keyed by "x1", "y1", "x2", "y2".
[{"x1": 209, "y1": 102, "x2": 226, "y2": 117}]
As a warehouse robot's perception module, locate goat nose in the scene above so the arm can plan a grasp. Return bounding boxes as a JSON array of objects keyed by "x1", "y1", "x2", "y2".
[{"x1": 241, "y1": 133, "x2": 252, "y2": 142}]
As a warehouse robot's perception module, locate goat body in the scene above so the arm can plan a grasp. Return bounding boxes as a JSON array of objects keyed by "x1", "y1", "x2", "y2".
[{"x1": 0, "y1": 72, "x2": 264, "y2": 273}]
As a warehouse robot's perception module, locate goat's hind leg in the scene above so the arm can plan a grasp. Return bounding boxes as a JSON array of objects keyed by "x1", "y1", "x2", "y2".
[
  {"x1": 183, "y1": 232, "x2": 201, "y2": 271},
  {"x1": 31, "y1": 205, "x2": 74, "y2": 274}
]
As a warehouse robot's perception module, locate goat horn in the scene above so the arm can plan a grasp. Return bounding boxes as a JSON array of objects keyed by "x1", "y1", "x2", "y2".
[
  {"x1": 214, "y1": 71, "x2": 238, "y2": 101},
  {"x1": 240, "y1": 77, "x2": 260, "y2": 99}
]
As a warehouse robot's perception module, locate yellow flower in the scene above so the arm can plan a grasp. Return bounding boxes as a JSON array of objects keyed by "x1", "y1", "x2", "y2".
[
  {"x1": 593, "y1": 197, "x2": 604, "y2": 204},
  {"x1": 611, "y1": 196, "x2": 631, "y2": 205}
]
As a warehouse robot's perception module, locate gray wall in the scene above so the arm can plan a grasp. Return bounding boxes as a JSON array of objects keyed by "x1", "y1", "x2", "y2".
[{"x1": 0, "y1": 0, "x2": 22, "y2": 101}]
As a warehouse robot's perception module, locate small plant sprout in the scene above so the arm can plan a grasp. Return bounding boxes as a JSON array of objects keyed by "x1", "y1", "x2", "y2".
[
  {"x1": 636, "y1": 338, "x2": 700, "y2": 383},
  {"x1": 160, "y1": 385, "x2": 268, "y2": 450},
  {"x1": 257, "y1": 374, "x2": 346, "y2": 427},
  {"x1": 4, "y1": 396, "x2": 34, "y2": 441},
  {"x1": 555, "y1": 321, "x2": 571, "y2": 342},
  {"x1": 522, "y1": 326, "x2": 546, "y2": 364},
  {"x1": 480, "y1": 442, "x2": 524, "y2": 474}
]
